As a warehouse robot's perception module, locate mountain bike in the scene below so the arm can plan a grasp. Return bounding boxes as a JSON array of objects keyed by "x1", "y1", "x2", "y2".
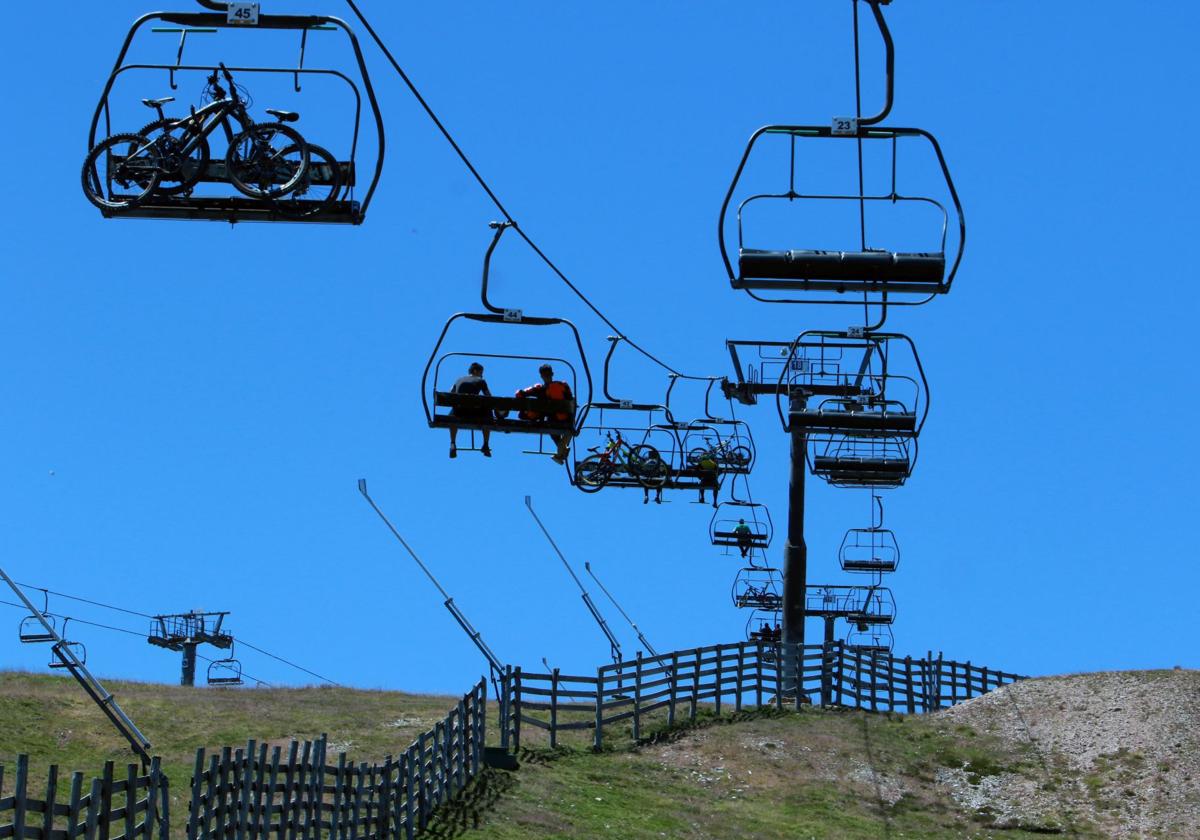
[
  {"x1": 575, "y1": 431, "x2": 668, "y2": 492},
  {"x1": 686, "y1": 436, "x2": 752, "y2": 471},
  {"x1": 82, "y1": 64, "x2": 309, "y2": 210}
]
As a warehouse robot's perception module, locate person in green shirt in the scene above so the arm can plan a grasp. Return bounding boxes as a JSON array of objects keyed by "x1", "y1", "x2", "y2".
[{"x1": 733, "y1": 518, "x2": 754, "y2": 558}]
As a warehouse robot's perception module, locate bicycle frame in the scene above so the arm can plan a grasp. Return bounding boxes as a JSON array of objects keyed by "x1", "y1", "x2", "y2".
[{"x1": 174, "y1": 94, "x2": 252, "y2": 153}]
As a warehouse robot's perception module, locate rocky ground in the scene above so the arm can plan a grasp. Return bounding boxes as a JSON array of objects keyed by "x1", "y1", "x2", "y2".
[{"x1": 938, "y1": 668, "x2": 1200, "y2": 838}]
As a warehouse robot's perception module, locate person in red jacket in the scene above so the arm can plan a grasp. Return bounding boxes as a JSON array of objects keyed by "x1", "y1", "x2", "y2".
[{"x1": 515, "y1": 363, "x2": 575, "y2": 463}]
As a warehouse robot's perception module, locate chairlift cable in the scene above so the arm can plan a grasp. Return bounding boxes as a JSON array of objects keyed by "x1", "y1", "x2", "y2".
[
  {"x1": 340, "y1": 0, "x2": 714, "y2": 382},
  {"x1": 15, "y1": 582, "x2": 155, "y2": 619}
]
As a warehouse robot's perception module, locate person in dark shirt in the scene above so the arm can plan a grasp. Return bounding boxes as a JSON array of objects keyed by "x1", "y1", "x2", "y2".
[
  {"x1": 449, "y1": 362, "x2": 492, "y2": 458},
  {"x1": 514, "y1": 363, "x2": 575, "y2": 463}
]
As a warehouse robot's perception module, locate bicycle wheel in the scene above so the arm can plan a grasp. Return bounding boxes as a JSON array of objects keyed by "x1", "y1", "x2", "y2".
[
  {"x1": 225, "y1": 123, "x2": 308, "y2": 199},
  {"x1": 728, "y1": 446, "x2": 753, "y2": 469},
  {"x1": 81, "y1": 133, "x2": 161, "y2": 210},
  {"x1": 137, "y1": 118, "x2": 210, "y2": 196},
  {"x1": 631, "y1": 445, "x2": 668, "y2": 489},
  {"x1": 575, "y1": 455, "x2": 611, "y2": 492},
  {"x1": 686, "y1": 447, "x2": 709, "y2": 467},
  {"x1": 275, "y1": 143, "x2": 341, "y2": 218}
]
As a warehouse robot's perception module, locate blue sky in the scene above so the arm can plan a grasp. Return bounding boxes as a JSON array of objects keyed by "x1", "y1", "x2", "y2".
[{"x1": 0, "y1": 1, "x2": 1197, "y2": 694}]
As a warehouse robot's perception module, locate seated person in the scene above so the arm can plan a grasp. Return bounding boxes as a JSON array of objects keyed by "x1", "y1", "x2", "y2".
[
  {"x1": 515, "y1": 363, "x2": 574, "y2": 463},
  {"x1": 449, "y1": 362, "x2": 491, "y2": 458}
]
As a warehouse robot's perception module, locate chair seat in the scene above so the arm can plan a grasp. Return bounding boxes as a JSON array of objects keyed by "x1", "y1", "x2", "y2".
[
  {"x1": 740, "y1": 248, "x2": 945, "y2": 283},
  {"x1": 791, "y1": 408, "x2": 916, "y2": 435}
]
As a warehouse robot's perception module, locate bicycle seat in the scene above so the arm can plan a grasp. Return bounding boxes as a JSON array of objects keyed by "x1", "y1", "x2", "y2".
[
  {"x1": 265, "y1": 109, "x2": 300, "y2": 122},
  {"x1": 141, "y1": 97, "x2": 175, "y2": 108},
  {"x1": 587, "y1": 446, "x2": 602, "y2": 454}
]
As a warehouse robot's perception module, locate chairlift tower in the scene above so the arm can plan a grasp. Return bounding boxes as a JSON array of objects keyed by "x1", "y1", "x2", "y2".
[
  {"x1": 147, "y1": 610, "x2": 233, "y2": 686},
  {"x1": 716, "y1": 0, "x2": 964, "y2": 693}
]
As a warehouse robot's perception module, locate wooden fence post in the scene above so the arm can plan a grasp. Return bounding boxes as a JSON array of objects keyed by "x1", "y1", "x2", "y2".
[
  {"x1": 714, "y1": 645, "x2": 723, "y2": 717},
  {"x1": 633, "y1": 654, "x2": 642, "y2": 741},
  {"x1": 66, "y1": 771, "x2": 84, "y2": 840},
  {"x1": 904, "y1": 656, "x2": 916, "y2": 714},
  {"x1": 593, "y1": 667, "x2": 604, "y2": 752},
  {"x1": 729, "y1": 638, "x2": 739, "y2": 710},
  {"x1": 754, "y1": 643, "x2": 763, "y2": 709},
  {"x1": 512, "y1": 667, "x2": 523, "y2": 753},
  {"x1": 690, "y1": 648, "x2": 700, "y2": 722},
  {"x1": 668, "y1": 652, "x2": 679, "y2": 726},
  {"x1": 12, "y1": 755, "x2": 28, "y2": 840},
  {"x1": 549, "y1": 668, "x2": 560, "y2": 750}
]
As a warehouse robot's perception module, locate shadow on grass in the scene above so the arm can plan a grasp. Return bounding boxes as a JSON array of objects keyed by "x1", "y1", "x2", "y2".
[
  {"x1": 633, "y1": 705, "x2": 797, "y2": 748},
  {"x1": 419, "y1": 766, "x2": 518, "y2": 839}
]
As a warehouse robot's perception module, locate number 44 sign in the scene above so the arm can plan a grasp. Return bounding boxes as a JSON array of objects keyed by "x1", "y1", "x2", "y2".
[{"x1": 227, "y1": 2, "x2": 260, "y2": 25}]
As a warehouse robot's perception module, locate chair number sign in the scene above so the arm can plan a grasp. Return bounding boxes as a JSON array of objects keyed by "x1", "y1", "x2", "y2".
[
  {"x1": 619, "y1": 400, "x2": 634, "y2": 409},
  {"x1": 502, "y1": 308, "x2": 523, "y2": 322},
  {"x1": 227, "y1": 3, "x2": 260, "y2": 25},
  {"x1": 847, "y1": 326, "x2": 865, "y2": 338},
  {"x1": 832, "y1": 117, "x2": 857, "y2": 136},
  {"x1": 790, "y1": 359, "x2": 810, "y2": 373}
]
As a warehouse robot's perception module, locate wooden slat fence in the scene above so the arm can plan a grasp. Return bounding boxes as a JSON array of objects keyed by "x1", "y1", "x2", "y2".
[
  {"x1": 186, "y1": 678, "x2": 487, "y2": 839},
  {"x1": 0, "y1": 755, "x2": 168, "y2": 840},
  {"x1": 500, "y1": 641, "x2": 1022, "y2": 750},
  {"x1": 3, "y1": 678, "x2": 486, "y2": 840}
]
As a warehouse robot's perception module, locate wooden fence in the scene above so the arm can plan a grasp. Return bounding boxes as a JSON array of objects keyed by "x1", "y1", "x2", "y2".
[
  {"x1": 0, "y1": 755, "x2": 168, "y2": 840},
  {"x1": 2, "y1": 678, "x2": 486, "y2": 840},
  {"x1": 185, "y1": 678, "x2": 486, "y2": 839},
  {"x1": 498, "y1": 641, "x2": 1022, "y2": 750}
]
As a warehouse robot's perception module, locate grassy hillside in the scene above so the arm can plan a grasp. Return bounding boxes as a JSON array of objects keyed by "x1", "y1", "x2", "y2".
[
  {"x1": 0, "y1": 670, "x2": 469, "y2": 835},
  {"x1": 6, "y1": 670, "x2": 1196, "y2": 839},
  {"x1": 431, "y1": 708, "x2": 1089, "y2": 839}
]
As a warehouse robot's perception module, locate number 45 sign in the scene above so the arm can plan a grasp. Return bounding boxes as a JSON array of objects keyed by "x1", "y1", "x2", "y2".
[{"x1": 227, "y1": 2, "x2": 260, "y2": 25}]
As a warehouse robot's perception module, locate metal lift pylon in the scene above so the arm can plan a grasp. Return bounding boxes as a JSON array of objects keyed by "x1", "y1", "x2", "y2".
[
  {"x1": 0, "y1": 565, "x2": 152, "y2": 764},
  {"x1": 524, "y1": 496, "x2": 624, "y2": 666},
  {"x1": 357, "y1": 480, "x2": 504, "y2": 681}
]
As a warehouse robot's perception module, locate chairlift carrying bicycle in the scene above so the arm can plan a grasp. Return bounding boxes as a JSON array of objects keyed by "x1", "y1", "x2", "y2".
[
  {"x1": 732, "y1": 566, "x2": 783, "y2": 611},
  {"x1": 84, "y1": 1, "x2": 384, "y2": 224},
  {"x1": 716, "y1": 0, "x2": 964, "y2": 305}
]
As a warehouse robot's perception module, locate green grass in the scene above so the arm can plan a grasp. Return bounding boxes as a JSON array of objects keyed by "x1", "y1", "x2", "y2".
[{"x1": 2, "y1": 671, "x2": 1106, "y2": 839}]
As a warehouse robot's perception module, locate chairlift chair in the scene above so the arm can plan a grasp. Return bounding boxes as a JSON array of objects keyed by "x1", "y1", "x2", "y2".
[
  {"x1": 731, "y1": 566, "x2": 783, "y2": 611},
  {"x1": 716, "y1": 1, "x2": 964, "y2": 305},
  {"x1": 803, "y1": 584, "x2": 893, "y2": 624},
  {"x1": 19, "y1": 615, "x2": 57, "y2": 644},
  {"x1": 84, "y1": 5, "x2": 384, "y2": 224},
  {"x1": 18, "y1": 589, "x2": 57, "y2": 643},
  {"x1": 745, "y1": 609, "x2": 782, "y2": 644},
  {"x1": 569, "y1": 403, "x2": 677, "y2": 493},
  {"x1": 776, "y1": 330, "x2": 927, "y2": 438},
  {"x1": 422, "y1": 224, "x2": 593, "y2": 453},
  {"x1": 847, "y1": 586, "x2": 896, "y2": 626},
  {"x1": 710, "y1": 500, "x2": 773, "y2": 552},
  {"x1": 682, "y1": 421, "x2": 754, "y2": 477},
  {"x1": 810, "y1": 434, "x2": 915, "y2": 489},
  {"x1": 846, "y1": 624, "x2": 894, "y2": 654},
  {"x1": 48, "y1": 621, "x2": 86, "y2": 669},
  {"x1": 207, "y1": 643, "x2": 244, "y2": 686},
  {"x1": 839, "y1": 496, "x2": 900, "y2": 573}
]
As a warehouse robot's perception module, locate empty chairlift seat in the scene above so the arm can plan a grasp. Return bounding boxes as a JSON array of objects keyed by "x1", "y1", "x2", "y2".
[{"x1": 739, "y1": 248, "x2": 945, "y2": 290}]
